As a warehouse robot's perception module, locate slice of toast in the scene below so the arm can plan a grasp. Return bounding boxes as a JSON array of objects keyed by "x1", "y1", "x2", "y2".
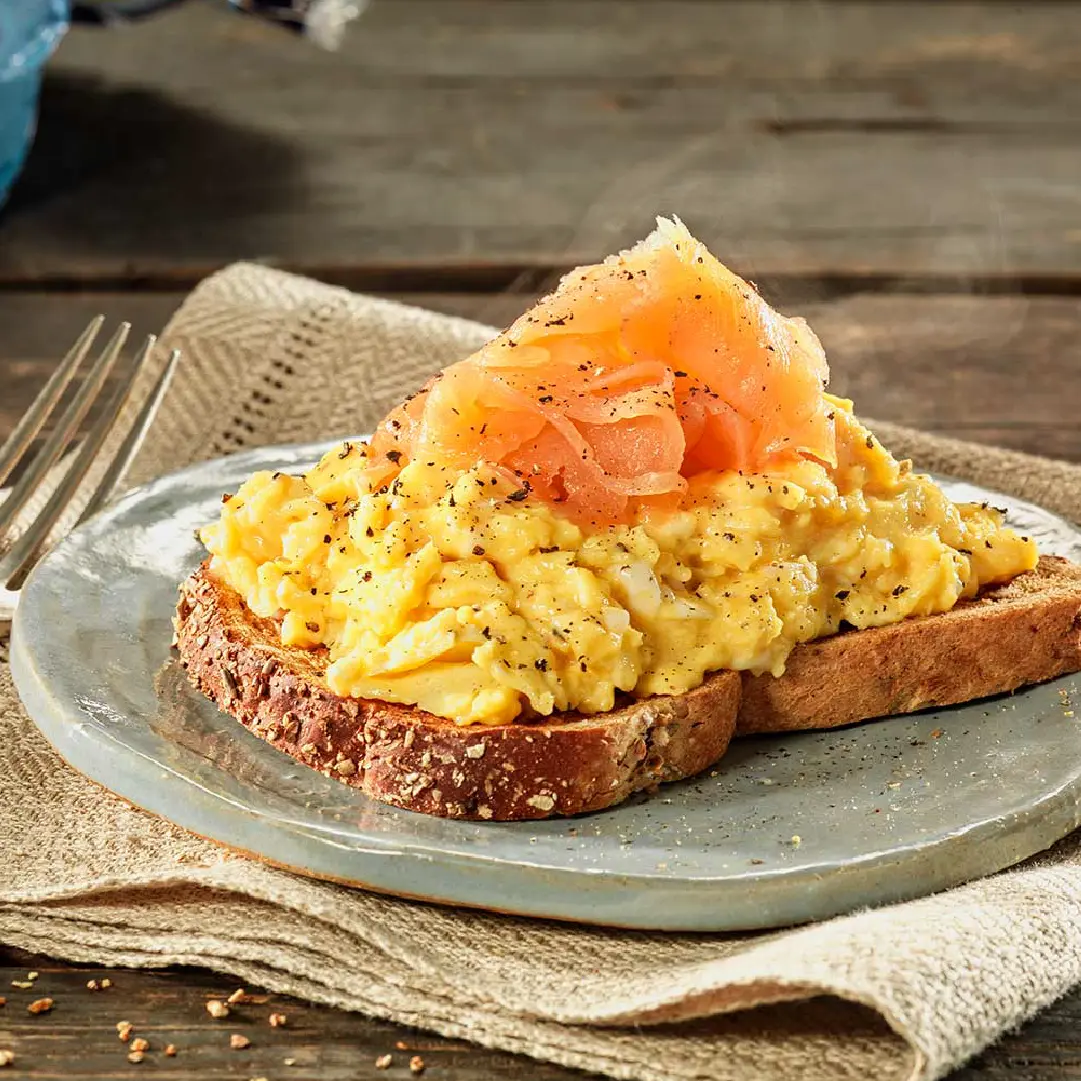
[
  {"x1": 738, "y1": 555, "x2": 1081, "y2": 734},
  {"x1": 175, "y1": 556, "x2": 1081, "y2": 820},
  {"x1": 174, "y1": 564, "x2": 741, "y2": 821}
]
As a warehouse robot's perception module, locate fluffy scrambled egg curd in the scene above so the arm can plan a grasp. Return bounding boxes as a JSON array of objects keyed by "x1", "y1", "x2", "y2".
[{"x1": 202, "y1": 398, "x2": 1036, "y2": 726}]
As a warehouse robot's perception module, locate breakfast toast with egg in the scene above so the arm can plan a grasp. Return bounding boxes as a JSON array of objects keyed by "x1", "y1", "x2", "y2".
[
  {"x1": 737, "y1": 554, "x2": 1081, "y2": 734},
  {"x1": 175, "y1": 563, "x2": 742, "y2": 821},
  {"x1": 175, "y1": 555, "x2": 1081, "y2": 820},
  {"x1": 175, "y1": 220, "x2": 1081, "y2": 821}
]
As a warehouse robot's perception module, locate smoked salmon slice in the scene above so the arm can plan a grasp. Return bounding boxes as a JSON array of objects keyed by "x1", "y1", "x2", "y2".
[{"x1": 371, "y1": 217, "x2": 837, "y2": 525}]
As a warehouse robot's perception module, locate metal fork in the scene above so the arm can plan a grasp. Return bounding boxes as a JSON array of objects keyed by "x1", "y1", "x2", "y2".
[{"x1": 0, "y1": 318, "x2": 180, "y2": 621}]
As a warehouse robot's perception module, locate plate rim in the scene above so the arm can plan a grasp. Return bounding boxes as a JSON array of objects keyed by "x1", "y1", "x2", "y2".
[{"x1": 11, "y1": 440, "x2": 1081, "y2": 930}]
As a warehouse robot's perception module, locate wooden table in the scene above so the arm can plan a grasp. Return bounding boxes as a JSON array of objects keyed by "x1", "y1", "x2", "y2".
[{"x1": 2, "y1": 1, "x2": 1080, "y2": 1076}]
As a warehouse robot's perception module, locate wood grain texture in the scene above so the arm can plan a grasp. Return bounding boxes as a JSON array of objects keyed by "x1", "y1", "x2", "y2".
[
  {"x1": 3, "y1": 1, "x2": 1081, "y2": 284},
  {"x1": 0, "y1": 946, "x2": 594, "y2": 1080},
  {"x1": 3, "y1": 939, "x2": 1081, "y2": 1080}
]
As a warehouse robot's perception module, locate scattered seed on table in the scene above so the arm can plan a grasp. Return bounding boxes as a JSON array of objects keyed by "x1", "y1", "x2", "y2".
[
  {"x1": 127, "y1": 1050, "x2": 144, "y2": 1064},
  {"x1": 164, "y1": 1044, "x2": 177, "y2": 1057},
  {"x1": 375, "y1": 1053, "x2": 393, "y2": 1069},
  {"x1": 87, "y1": 980, "x2": 100, "y2": 991},
  {"x1": 0, "y1": 1051, "x2": 12, "y2": 1068},
  {"x1": 206, "y1": 999, "x2": 230, "y2": 1019},
  {"x1": 129, "y1": 1038, "x2": 149, "y2": 1054},
  {"x1": 27, "y1": 998, "x2": 53, "y2": 1015},
  {"x1": 117, "y1": 1021, "x2": 134, "y2": 1043},
  {"x1": 230, "y1": 1034, "x2": 251, "y2": 1050},
  {"x1": 410, "y1": 1055, "x2": 426, "y2": 1074},
  {"x1": 227, "y1": 988, "x2": 254, "y2": 1005},
  {"x1": 10, "y1": 981, "x2": 32, "y2": 990},
  {"x1": 269, "y1": 1012, "x2": 287, "y2": 1028},
  {"x1": 101, "y1": 978, "x2": 112, "y2": 989}
]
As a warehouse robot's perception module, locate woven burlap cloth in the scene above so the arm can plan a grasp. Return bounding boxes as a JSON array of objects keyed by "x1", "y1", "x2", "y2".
[{"x1": 5, "y1": 265, "x2": 1081, "y2": 1081}]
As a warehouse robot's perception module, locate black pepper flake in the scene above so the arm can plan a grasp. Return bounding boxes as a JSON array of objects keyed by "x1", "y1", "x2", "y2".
[
  {"x1": 310, "y1": 587, "x2": 318, "y2": 595},
  {"x1": 723, "y1": 532, "x2": 736, "y2": 541},
  {"x1": 365, "y1": 526, "x2": 374, "y2": 537},
  {"x1": 386, "y1": 449, "x2": 402, "y2": 463},
  {"x1": 323, "y1": 534, "x2": 331, "y2": 544},
  {"x1": 539, "y1": 395, "x2": 554, "y2": 404},
  {"x1": 448, "y1": 492, "x2": 457, "y2": 507},
  {"x1": 866, "y1": 435, "x2": 875, "y2": 449},
  {"x1": 337, "y1": 443, "x2": 354, "y2": 459},
  {"x1": 507, "y1": 488, "x2": 530, "y2": 502},
  {"x1": 835, "y1": 590, "x2": 850, "y2": 601},
  {"x1": 535, "y1": 659, "x2": 549, "y2": 672},
  {"x1": 472, "y1": 544, "x2": 486, "y2": 556},
  {"x1": 482, "y1": 626, "x2": 491, "y2": 639},
  {"x1": 306, "y1": 621, "x2": 320, "y2": 633},
  {"x1": 539, "y1": 545, "x2": 559, "y2": 554},
  {"x1": 674, "y1": 370, "x2": 688, "y2": 378},
  {"x1": 390, "y1": 420, "x2": 401, "y2": 430},
  {"x1": 362, "y1": 570, "x2": 373, "y2": 582},
  {"x1": 892, "y1": 585, "x2": 908, "y2": 596}
]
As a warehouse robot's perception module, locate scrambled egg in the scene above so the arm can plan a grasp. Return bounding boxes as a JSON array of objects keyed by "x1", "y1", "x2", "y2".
[{"x1": 202, "y1": 398, "x2": 1036, "y2": 725}]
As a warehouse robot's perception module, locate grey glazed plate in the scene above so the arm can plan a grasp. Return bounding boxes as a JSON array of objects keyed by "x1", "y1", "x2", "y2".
[{"x1": 11, "y1": 442, "x2": 1081, "y2": 931}]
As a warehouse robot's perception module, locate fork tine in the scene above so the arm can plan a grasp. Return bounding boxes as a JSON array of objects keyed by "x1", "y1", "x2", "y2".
[
  {"x1": 0, "y1": 316, "x2": 104, "y2": 491},
  {"x1": 76, "y1": 346, "x2": 180, "y2": 527},
  {"x1": 0, "y1": 334, "x2": 157, "y2": 591},
  {"x1": 0, "y1": 322, "x2": 130, "y2": 544}
]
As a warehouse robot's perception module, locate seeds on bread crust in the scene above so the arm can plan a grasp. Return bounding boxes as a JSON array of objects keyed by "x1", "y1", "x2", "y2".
[{"x1": 173, "y1": 563, "x2": 739, "y2": 821}]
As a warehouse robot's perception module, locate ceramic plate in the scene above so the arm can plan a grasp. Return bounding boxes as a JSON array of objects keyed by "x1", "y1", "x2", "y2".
[{"x1": 11, "y1": 442, "x2": 1081, "y2": 931}]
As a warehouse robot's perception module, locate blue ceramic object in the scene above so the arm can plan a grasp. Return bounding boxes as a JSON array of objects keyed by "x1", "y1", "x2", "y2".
[{"x1": 0, "y1": 1, "x2": 69, "y2": 208}]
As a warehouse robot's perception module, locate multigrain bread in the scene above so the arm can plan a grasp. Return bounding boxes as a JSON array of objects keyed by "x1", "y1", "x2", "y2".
[
  {"x1": 737, "y1": 554, "x2": 1081, "y2": 734},
  {"x1": 174, "y1": 556, "x2": 1081, "y2": 820},
  {"x1": 174, "y1": 563, "x2": 741, "y2": 821}
]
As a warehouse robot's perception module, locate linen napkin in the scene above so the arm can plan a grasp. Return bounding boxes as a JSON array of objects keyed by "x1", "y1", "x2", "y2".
[{"x1": 4, "y1": 263, "x2": 1081, "y2": 1081}]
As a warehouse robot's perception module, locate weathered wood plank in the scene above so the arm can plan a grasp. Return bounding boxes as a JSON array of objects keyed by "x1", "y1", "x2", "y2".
[
  {"x1": 3, "y1": 2, "x2": 1081, "y2": 284},
  {"x1": 0, "y1": 946, "x2": 592, "y2": 1080},
  {"x1": 6, "y1": 939, "x2": 1081, "y2": 1080},
  {"x1": 3, "y1": 291, "x2": 1079, "y2": 463}
]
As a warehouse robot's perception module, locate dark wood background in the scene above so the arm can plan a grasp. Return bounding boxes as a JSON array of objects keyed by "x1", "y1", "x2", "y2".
[{"x1": 2, "y1": 0, "x2": 1081, "y2": 1077}]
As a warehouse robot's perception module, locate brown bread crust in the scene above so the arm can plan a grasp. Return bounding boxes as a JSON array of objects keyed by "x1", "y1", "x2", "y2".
[
  {"x1": 738, "y1": 555, "x2": 1081, "y2": 734},
  {"x1": 175, "y1": 555, "x2": 1081, "y2": 818},
  {"x1": 173, "y1": 564, "x2": 740, "y2": 820}
]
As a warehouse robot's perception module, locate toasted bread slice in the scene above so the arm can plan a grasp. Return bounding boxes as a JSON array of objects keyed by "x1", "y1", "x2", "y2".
[
  {"x1": 738, "y1": 555, "x2": 1081, "y2": 734},
  {"x1": 174, "y1": 564, "x2": 741, "y2": 821},
  {"x1": 175, "y1": 556, "x2": 1081, "y2": 820}
]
